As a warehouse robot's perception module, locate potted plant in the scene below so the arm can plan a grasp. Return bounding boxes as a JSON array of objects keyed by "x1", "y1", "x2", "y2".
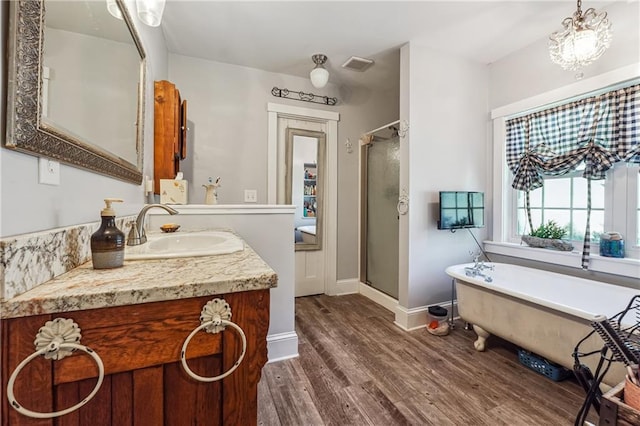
[{"x1": 522, "y1": 220, "x2": 574, "y2": 251}]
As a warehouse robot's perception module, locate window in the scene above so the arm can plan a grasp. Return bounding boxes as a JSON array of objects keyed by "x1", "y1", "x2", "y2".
[
  {"x1": 516, "y1": 168, "x2": 605, "y2": 243},
  {"x1": 489, "y1": 70, "x2": 640, "y2": 276}
]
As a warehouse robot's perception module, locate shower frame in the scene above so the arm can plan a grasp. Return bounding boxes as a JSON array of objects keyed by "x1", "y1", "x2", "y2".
[{"x1": 359, "y1": 119, "x2": 400, "y2": 298}]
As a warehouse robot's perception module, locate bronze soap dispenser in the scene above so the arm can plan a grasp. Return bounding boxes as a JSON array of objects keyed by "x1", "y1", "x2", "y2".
[{"x1": 91, "y1": 198, "x2": 125, "y2": 269}]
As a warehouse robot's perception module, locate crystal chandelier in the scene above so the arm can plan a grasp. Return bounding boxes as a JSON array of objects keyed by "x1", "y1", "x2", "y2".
[{"x1": 549, "y1": 0, "x2": 612, "y2": 72}]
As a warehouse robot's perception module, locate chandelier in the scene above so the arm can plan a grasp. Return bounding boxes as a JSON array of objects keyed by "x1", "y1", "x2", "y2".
[{"x1": 548, "y1": 0, "x2": 612, "y2": 73}]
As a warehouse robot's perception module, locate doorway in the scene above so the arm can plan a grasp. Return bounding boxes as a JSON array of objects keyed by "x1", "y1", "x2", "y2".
[
  {"x1": 360, "y1": 123, "x2": 400, "y2": 299},
  {"x1": 282, "y1": 121, "x2": 326, "y2": 297},
  {"x1": 267, "y1": 103, "x2": 340, "y2": 297}
]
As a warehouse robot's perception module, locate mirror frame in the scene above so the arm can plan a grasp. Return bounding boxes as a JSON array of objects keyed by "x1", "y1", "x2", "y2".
[
  {"x1": 5, "y1": 0, "x2": 146, "y2": 184},
  {"x1": 285, "y1": 128, "x2": 326, "y2": 251}
]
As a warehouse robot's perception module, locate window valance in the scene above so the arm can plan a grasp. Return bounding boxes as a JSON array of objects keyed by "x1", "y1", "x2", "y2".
[
  {"x1": 504, "y1": 82, "x2": 639, "y2": 269},
  {"x1": 506, "y1": 83, "x2": 639, "y2": 192}
]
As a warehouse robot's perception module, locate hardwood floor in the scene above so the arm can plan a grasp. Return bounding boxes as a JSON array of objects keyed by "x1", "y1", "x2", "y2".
[{"x1": 258, "y1": 294, "x2": 597, "y2": 425}]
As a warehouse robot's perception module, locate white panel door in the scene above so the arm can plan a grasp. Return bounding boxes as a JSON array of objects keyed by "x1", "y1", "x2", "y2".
[{"x1": 277, "y1": 117, "x2": 326, "y2": 297}]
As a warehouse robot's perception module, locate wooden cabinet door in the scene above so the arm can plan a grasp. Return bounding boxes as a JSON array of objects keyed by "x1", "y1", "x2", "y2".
[
  {"x1": 1, "y1": 291, "x2": 269, "y2": 425},
  {"x1": 1, "y1": 314, "x2": 54, "y2": 426},
  {"x1": 153, "y1": 80, "x2": 183, "y2": 194},
  {"x1": 53, "y1": 361, "x2": 223, "y2": 426}
]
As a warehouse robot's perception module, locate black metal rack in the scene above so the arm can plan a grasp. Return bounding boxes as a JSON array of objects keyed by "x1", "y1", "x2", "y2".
[{"x1": 573, "y1": 295, "x2": 640, "y2": 425}]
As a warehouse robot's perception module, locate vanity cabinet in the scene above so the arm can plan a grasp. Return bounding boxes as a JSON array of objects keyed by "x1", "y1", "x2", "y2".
[
  {"x1": 154, "y1": 80, "x2": 187, "y2": 194},
  {"x1": 1, "y1": 289, "x2": 269, "y2": 425}
]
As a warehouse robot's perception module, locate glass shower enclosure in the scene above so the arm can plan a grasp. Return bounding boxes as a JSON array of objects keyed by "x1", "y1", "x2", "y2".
[{"x1": 360, "y1": 124, "x2": 400, "y2": 299}]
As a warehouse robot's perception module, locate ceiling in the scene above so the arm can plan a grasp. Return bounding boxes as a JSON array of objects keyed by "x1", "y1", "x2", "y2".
[{"x1": 160, "y1": 0, "x2": 619, "y2": 90}]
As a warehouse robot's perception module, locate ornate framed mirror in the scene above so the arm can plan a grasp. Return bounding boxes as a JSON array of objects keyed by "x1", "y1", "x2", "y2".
[{"x1": 5, "y1": 0, "x2": 146, "y2": 184}]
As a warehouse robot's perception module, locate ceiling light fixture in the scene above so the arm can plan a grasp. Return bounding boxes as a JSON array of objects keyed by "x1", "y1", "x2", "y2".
[
  {"x1": 309, "y1": 54, "x2": 329, "y2": 89},
  {"x1": 106, "y1": 0, "x2": 166, "y2": 27},
  {"x1": 106, "y1": 0, "x2": 123, "y2": 20},
  {"x1": 549, "y1": 0, "x2": 612, "y2": 75},
  {"x1": 136, "y1": 0, "x2": 166, "y2": 27}
]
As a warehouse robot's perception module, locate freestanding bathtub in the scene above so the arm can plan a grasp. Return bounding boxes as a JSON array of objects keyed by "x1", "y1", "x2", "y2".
[{"x1": 446, "y1": 262, "x2": 639, "y2": 386}]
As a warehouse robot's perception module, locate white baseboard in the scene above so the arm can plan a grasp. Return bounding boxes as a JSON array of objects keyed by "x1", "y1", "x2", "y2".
[
  {"x1": 330, "y1": 278, "x2": 359, "y2": 295},
  {"x1": 394, "y1": 305, "x2": 429, "y2": 331},
  {"x1": 266, "y1": 331, "x2": 299, "y2": 363},
  {"x1": 394, "y1": 300, "x2": 458, "y2": 331},
  {"x1": 358, "y1": 282, "x2": 398, "y2": 313}
]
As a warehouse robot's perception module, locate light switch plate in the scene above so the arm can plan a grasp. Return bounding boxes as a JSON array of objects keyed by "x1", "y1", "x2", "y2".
[
  {"x1": 38, "y1": 158, "x2": 60, "y2": 185},
  {"x1": 244, "y1": 189, "x2": 257, "y2": 203}
]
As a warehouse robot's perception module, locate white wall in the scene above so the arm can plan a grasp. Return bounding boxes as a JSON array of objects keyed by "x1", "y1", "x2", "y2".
[
  {"x1": 489, "y1": 1, "x2": 640, "y2": 109},
  {"x1": 401, "y1": 43, "x2": 489, "y2": 310},
  {"x1": 0, "y1": 0, "x2": 168, "y2": 237},
  {"x1": 169, "y1": 53, "x2": 398, "y2": 280}
]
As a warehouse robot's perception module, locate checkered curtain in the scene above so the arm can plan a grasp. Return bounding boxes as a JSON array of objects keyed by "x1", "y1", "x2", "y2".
[{"x1": 505, "y1": 83, "x2": 640, "y2": 269}]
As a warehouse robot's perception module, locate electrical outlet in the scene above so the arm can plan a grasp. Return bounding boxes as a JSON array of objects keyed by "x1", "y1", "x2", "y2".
[
  {"x1": 38, "y1": 158, "x2": 60, "y2": 185},
  {"x1": 244, "y1": 189, "x2": 257, "y2": 203}
]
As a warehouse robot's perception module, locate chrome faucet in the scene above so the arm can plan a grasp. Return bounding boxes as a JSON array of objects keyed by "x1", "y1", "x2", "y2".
[
  {"x1": 472, "y1": 255, "x2": 494, "y2": 271},
  {"x1": 464, "y1": 255, "x2": 494, "y2": 282},
  {"x1": 127, "y1": 204, "x2": 178, "y2": 246}
]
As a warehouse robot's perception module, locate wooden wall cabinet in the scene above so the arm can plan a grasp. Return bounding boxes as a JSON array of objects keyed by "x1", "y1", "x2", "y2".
[
  {"x1": 1, "y1": 290, "x2": 269, "y2": 425},
  {"x1": 154, "y1": 80, "x2": 187, "y2": 194}
]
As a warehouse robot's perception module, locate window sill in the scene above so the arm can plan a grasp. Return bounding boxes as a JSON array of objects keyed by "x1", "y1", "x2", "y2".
[{"x1": 484, "y1": 241, "x2": 640, "y2": 279}]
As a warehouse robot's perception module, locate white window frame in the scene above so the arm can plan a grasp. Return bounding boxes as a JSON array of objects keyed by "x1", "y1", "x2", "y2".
[
  {"x1": 487, "y1": 64, "x2": 640, "y2": 278},
  {"x1": 513, "y1": 167, "x2": 607, "y2": 243}
]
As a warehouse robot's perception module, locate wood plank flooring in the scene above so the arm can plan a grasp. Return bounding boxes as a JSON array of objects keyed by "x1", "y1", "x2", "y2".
[{"x1": 258, "y1": 294, "x2": 597, "y2": 425}]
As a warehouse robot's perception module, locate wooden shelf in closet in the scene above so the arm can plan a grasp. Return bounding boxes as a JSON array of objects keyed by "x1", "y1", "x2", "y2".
[{"x1": 154, "y1": 80, "x2": 187, "y2": 194}]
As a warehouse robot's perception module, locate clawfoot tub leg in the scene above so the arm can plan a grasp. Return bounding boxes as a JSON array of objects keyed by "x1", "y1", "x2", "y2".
[{"x1": 472, "y1": 325, "x2": 490, "y2": 351}]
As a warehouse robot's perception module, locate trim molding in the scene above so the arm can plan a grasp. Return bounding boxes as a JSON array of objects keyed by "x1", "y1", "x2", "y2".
[
  {"x1": 266, "y1": 331, "x2": 299, "y2": 363},
  {"x1": 267, "y1": 102, "x2": 340, "y2": 121},
  {"x1": 394, "y1": 300, "x2": 456, "y2": 331},
  {"x1": 332, "y1": 278, "x2": 359, "y2": 295},
  {"x1": 394, "y1": 304, "x2": 429, "y2": 331},
  {"x1": 358, "y1": 282, "x2": 398, "y2": 313},
  {"x1": 149, "y1": 204, "x2": 296, "y2": 216},
  {"x1": 356, "y1": 282, "x2": 461, "y2": 332},
  {"x1": 484, "y1": 241, "x2": 640, "y2": 279},
  {"x1": 491, "y1": 63, "x2": 640, "y2": 119}
]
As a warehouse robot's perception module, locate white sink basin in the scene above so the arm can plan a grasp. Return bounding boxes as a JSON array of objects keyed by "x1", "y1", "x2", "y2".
[{"x1": 124, "y1": 231, "x2": 244, "y2": 260}]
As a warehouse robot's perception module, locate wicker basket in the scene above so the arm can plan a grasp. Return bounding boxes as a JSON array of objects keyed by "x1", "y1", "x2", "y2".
[{"x1": 625, "y1": 376, "x2": 640, "y2": 411}]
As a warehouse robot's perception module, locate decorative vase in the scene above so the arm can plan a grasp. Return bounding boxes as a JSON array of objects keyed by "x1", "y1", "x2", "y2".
[{"x1": 521, "y1": 235, "x2": 573, "y2": 251}]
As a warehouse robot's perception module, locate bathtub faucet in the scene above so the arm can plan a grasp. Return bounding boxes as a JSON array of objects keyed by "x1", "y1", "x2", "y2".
[
  {"x1": 464, "y1": 257, "x2": 494, "y2": 282},
  {"x1": 472, "y1": 255, "x2": 494, "y2": 272}
]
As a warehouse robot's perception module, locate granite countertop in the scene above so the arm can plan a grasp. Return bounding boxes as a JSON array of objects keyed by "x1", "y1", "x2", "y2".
[{"x1": 1, "y1": 241, "x2": 277, "y2": 319}]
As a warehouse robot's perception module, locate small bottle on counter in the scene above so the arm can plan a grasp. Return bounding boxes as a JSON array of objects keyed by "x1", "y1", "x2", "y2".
[{"x1": 91, "y1": 198, "x2": 125, "y2": 269}]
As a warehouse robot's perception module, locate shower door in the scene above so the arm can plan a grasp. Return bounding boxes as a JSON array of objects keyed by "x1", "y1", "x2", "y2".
[{"x1": 362, "y1": 134, "x2": 399, "y2": 299}]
